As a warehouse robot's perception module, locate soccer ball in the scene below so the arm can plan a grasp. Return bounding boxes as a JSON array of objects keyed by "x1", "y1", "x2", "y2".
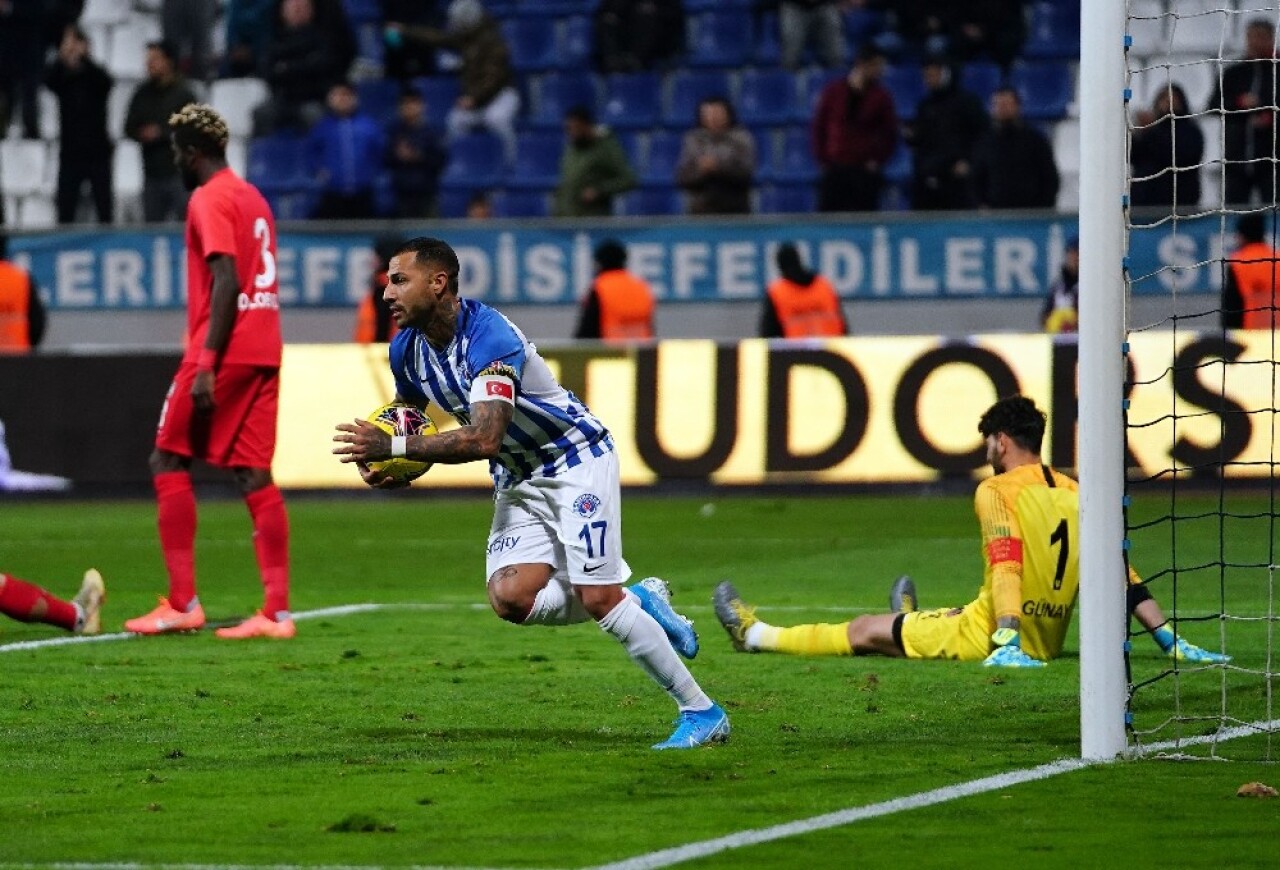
[{"x1": 365, "y1": 402, "x2": 437, "y2": 483}]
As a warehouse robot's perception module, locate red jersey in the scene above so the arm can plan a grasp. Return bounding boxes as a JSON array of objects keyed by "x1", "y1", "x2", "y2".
[{"x1": 183, "y1": 168, "x2": 282, "y2": 367}]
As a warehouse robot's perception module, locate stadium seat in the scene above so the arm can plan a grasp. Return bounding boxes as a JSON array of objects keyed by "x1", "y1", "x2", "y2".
[
  {"x1": 210, "y1": 78, "x2": 270, "y2": 138},
  {"x1": 601, "y1": 72, "x2": 661, "y2": 128},
  {"x1": 641, "y1": 130, "x2": 684, "y2": 185},
  {"x1": 772, "y1": 127, "x2": 818, "y2": 183},
  {"x1": 225, "y1": 137, "x2": 248, "y2": 179},
  {"x1": 617, "y1": 186, "x2": 683, "y2": 216},
  {"x1": 558, "y1": 16, "x2": 593, "y2": 70},
  {"x1": 107, "y1": 86, "x2": 131, "y2": 139},
  {"x1": 1053, "y1": 117, "x2": 1080, "y2": 174},
  {"x1": 1023, "y1": 0, "x2": 1081, "y2": 60},
  {"x1": 439, "y1": 131, "x2": 506, "y2": 189},
  {"x1": 1127, "y1": 0, "x2": 1167, "y2": 59},
  {"x1": 503, "y1": 17, "x2": 560, "y2": 73},
  {"x1": 738, "y1": 69, "x2": 797, "y2": 126},
  {"x1": 1011, "y1": 61, "x2": 1072, "y2": 120},
  {"x1": 1167, "y1": 7, "x2": 1234, "y2": 55},
  {"x1": 357, "y1": 78, "x2": 402, "y2": 124},
  {"x1": 507, "y1": 131, "x2": 563, "y2": 189},
  {"x1": 883, "y1": 142, "x2": 911, "y2": 185},
  {"x1": 492, "y1": 189, "x2": 550, "y2": 218},
  {"x1": 883, "y1": 64, "x2": 924, "y2": 121},
  {"x1": 342, "y1": 0, "x2": 382, "y2": 24},
  {"x1": 529, "y1": 71, "x2": 597, "y2": 129},
  {"x1": 80, "y1": 0, "x2": 130, "y2": 26},
  {"x1": 437, "y1": 188, "x2": 477, "y2": 218},
  {"x1": 801, "y1": 69, "x2": 841, "y2": 118},
  {"x1": 664, "y1": 69, "x2": 733, "y2": 126},
  {"x1": 753, "y1": 12, "x2": 781, "y2": 66},
  {"x1": 112, "y1": 139, "x2": 143, "y2": 198},
  {"x1": 37, "y1": 88, "x2": 59, "y2": 140},
  {"x1": 757, "y1": 183, "x2": 815, "y2": 214},
  {"x1": 0, "y1": 141, "x2": 48, "y2": 197},
  {"x1": 687, "y1": 12, "x2": 751, "y2": 67},
  {"x1": 246, "y1": 133, "x2": 310, "y2": 192},
  {"x1": 414, "y1": 76, "x2": 462, "y2": 116},
  {"x1": 960, "y1": 61, "x2": 1004, "y2": 107},
  {"x1": 16, "y1": 194, "x2": 56, "y2": 229},
  {"x1": 106, "y1": 15, "x2": 161, "y2": 78},
  {"x1": 613, "y1": 129, "x2": 643, "y2": 168},
  {"x1": 267, "y1": 189, "x2": 318, "y2": 221}
]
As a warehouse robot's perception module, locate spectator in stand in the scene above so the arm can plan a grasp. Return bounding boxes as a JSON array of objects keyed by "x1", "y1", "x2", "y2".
[
  {"x1": 553, "y1": 106, "x2": 636, "y2": 218},
  {"x1": 308, "y1": 81, "x2": 386, "y2": 220},
  {"x1": 1209, "y1": 18, "x2": 1278, "y2": 206},
  {"x1": 389, "y1": 0, "x2": 521, "y2": 163},
  {"x1": 126, "y1": 40, "x2": 199, "y2": 223},
  {"x1": 354, "y1": 234, "x2": 404, "y2": 344},
  {"x1": 161, "y1": 0, "x2": 216, "y2": 81},
  {"x1": 575, "y1": 240, "x2": 656, "y2": 341},
  {"x1": 467, "y1": 190, "x2": 494, "y2": 219},
  {"x1": 1040, "y1": 235, "x2": 1079, "y2": 334},
  {"x1": 904, "y1": 54, "x2": 987, "y2": 211},
  {"x1": 383, "y1": 0, "x2": 442, "y2": 81},
  {"x1": 971, "y1": 87, "x2": 1059, "y2": 209},
  {"x1": 779, "y1": 0, "x2": 845, "y2": 70},
  {"x1": 760, "y1": 242, "x2": 847, "y2": 338},
  {"x1": 863, "y1": 0, "x2": 949, "y2": 58},
  {"x1": 45, "y1": 24, "x2": 113, "y2": 225},
  {"x1": 1223, "y1": 212, "x2": 1280, "y2": 331},
  {"x1": 254, "y1": 0, "x2": 348, "y2": 135},
  {"x1": 594, "y1": 0, "x2": 686, "y2": 74},
  {"x1": 948, "y1": 1, "x2": 1027, "y2": 73},
  {"x1": 221, "y1": 0, "x2": 275, "y2": 77},
  {"x1": 812, "y1": 45, "x2": 898, "y2": 213},
  {"x1": 0, "y1": 0, "x2": 47, "y2": 139},
  {"x1": 0, "y1": 232, "x2": 46, "y2": 352},
  {"x1": 1130, "y1": 84, "x2": 1204, "y2": 211},
  {"x1": 675, "y1": 97, "x2": 756, "y2": 216},
  {"x1": 386, "y1": 87, "x2": 449, "y2": 219}
]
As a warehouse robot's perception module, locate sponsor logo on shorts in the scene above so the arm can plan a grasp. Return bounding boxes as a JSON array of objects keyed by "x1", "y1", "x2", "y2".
[
  {"x1": 583, "y1": 562, "x2": 606, "y2": 573},
  {"x1": 487, "y1": 535, "x2": 521, "y2": 555},
  {"x1": 573, "y1": 493, "x2": 601, "y2": 519}
]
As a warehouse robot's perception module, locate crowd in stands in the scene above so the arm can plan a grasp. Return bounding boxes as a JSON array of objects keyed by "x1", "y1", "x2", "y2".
[{"x1": 0, "y1": 0, "x2": 1095, "y2": 226}]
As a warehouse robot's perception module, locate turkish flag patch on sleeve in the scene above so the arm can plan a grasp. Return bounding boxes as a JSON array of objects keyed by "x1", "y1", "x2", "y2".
[{"x1": 471, "y1": 374, "x2": 516, "y2": 405}]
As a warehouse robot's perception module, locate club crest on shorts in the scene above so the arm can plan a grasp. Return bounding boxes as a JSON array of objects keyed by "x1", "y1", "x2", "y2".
[{"x1": 573, "y1": 492, "x2": 602, "y2": 519}]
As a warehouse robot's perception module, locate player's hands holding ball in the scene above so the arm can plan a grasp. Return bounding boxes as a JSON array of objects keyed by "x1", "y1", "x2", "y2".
[{"x1": 333, "y1": 403, "x2": 436, "y2": 489}]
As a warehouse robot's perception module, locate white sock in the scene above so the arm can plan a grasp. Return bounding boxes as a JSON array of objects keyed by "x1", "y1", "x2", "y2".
[
  {"x1": 72, "y1": 603, "x2": 85, "y2": 632},
  {"x1": 598, "y1": 596, "x2": 712, "y2": 712},
  {"x1": 522, "y1": 580, "x2": 592, "y2": 626},
  {"x1": 744, "y1": 621, "x2": 771, "y2": 651}
]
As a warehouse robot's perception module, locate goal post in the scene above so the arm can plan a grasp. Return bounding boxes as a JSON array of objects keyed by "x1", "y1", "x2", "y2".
[{"x1": 1078, "y1": 0, "x2": 1130, "y2": 762}]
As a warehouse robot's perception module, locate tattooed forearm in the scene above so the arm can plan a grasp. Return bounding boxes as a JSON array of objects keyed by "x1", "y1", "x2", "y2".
[{"x1": 408, "y1": 400, "x2": 512, "y2": 463}]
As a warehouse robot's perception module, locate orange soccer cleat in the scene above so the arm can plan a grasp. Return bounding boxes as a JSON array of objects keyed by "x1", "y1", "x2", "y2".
[
  {"x1": 214, "y1": 611, "x2": 297, "y2": 639},
  {"x1": 124, "y1": 598, "x2": 206, "y2": 634}
]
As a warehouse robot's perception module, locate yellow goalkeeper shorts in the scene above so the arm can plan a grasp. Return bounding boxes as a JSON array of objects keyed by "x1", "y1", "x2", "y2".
[{"x1": 900, "y1": 606, "x2": 992, "y2": 661}]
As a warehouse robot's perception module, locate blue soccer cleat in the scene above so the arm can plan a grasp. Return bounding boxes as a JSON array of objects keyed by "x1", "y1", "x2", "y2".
[
  {"x1": 652, "y1": 703, "x2": 730, "y2": 750},
  {"x1": 630, "y1": 577, "x2": 699, "y2": 659},
  {"x1": 983, "y1": 644, "x2": 1047, "y2": 668},
  {"x1": 1170, "y1": 636, "x2": 1232, "y2": 665}
]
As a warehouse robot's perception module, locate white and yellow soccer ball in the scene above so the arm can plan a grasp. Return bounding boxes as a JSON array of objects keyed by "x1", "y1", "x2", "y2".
[{"x1": 365, "y1": 402, "x2": 437, "y2": 483}]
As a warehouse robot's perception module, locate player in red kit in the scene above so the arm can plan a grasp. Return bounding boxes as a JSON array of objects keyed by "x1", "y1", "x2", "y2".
[
  {"x1": 125, "y1": 103, "x2": 293, "y2": 640},
  {"x1": 0, "y1": 568, "x2": 104, "y2": 635}
]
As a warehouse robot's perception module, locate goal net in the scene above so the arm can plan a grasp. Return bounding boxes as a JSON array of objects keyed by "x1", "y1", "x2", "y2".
[{"x1": 1120, "y1": 0, "x2": 1278, "y2": 760}]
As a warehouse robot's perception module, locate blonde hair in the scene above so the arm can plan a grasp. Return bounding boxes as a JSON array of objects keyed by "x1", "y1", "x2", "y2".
[{"x1": 168, "y1": 103, "x2": 229, "y2": 155}]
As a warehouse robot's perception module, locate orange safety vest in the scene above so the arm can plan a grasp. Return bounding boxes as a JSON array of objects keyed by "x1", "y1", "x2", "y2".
[
  {"x1": 1229, "y1": 242, "x2": 1280, "y2": 330},
  {"x1": 353, "y1": 271, "x2": 399, "y2": 343},
  {"x1": 766, "y1": 275, "x2": 845, "y2": 338},
  {"x1": 0, "y1": 262, "x2": 32, "y2": 351},
  {"x1": 595, "y1": 270, "x2": 655, "y2": 340}
]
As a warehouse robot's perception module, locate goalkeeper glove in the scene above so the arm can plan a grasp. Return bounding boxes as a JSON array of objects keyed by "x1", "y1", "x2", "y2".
[
  {"x1": 982, "y1": 627, "x2": 1046, "y2": 668},
  {"x1": 1152, "y1": 625, "x2": 1232, "y2": 664}
]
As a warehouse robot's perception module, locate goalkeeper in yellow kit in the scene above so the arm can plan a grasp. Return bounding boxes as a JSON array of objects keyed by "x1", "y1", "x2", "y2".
[{"x1": 714, "y1": 396, "x2": 1230, "y2": 668}]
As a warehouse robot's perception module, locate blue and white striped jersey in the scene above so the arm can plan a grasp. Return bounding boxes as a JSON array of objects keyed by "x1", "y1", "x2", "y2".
[{"x1": 388, "y1": 298, "x2": 614, "y2": 489}]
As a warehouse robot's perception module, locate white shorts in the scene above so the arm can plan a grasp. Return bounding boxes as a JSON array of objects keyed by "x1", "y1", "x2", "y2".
[{"x1": 485, "y1": 451, "x2": 632, "y2": 587}]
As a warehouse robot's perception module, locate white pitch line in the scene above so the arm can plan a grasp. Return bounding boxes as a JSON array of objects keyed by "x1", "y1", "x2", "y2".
[{"x1": 12, "y1": 864, "x2": 552, "y2": 870}]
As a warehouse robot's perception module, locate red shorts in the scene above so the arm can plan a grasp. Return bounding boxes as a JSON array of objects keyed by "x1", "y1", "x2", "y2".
[{"x1": 155, "y1": 362, "x2": 280, "y2": 469}]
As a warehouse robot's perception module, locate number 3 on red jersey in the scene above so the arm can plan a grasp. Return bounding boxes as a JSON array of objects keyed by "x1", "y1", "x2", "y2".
[{"x1": 253, "y1": 216, "x2": 277, "y2": 290}]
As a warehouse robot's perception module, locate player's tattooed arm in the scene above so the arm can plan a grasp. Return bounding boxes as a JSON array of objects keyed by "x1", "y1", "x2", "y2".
[{"x1": 408, "y1": 399, "x2": 512, "y2": 463}]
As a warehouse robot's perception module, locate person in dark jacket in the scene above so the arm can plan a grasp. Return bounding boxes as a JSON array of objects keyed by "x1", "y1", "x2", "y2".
[
  {"x1": 1130, "y1": 84, "x2": 1204, "y2": 211},
  {"x1": 904, "y1": 54, "x2": 988, "y2": 210},
  {"x1": 307, "y1": 81, "x2": 386, "y2": 219},
  {"x1": 1208, "y1": 18, "x2": 1277, "y2": 206},
  {"x1": 593, "y1": 0, "x2": 685, "y2": 73},
  {"x1": 254, "y1": 0, "x2": 348, "y2": 134},
  {"x1": 0, "y1": 0, "x2": 47, "y2": 140},
  {"x1": 125, "y1": 40, "x2": 198, "y2": 222},
  {"x1": 811, "y1": 45, "x2": 899, "y2": 212},
  {"x1": 971, "y1": 87, "x2": 1059, "y2": 209},
  {"x1": 45, "y1": 24, "x2": 113, "y2": 225},
  {"x1": 675, "y1": 98, "x2": 756, "y2": 215},
  {"x1": 386, "y1": 87, "x2": 448, "y2": 218}
]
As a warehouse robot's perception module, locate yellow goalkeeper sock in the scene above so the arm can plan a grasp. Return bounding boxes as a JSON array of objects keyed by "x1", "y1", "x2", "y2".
[{"x1": 756, "y1": 622, "x2": 853, "y2": 657}]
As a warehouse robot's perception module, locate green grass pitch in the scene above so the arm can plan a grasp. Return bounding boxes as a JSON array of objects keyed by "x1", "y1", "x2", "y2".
[{"x1": 1, "y1": 492, "x2": 1276, "y2": 869}]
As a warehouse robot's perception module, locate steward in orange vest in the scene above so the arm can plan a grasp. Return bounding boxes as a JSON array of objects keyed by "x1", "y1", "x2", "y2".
[
  {"x1": 761, "y1": 242, "x2": 846, "y2": 338},
  {"x1": 0, "y1": 234, "x2": 46, "y2": 353},
  {"x1": 1223, "y1": 213, "x2": 1280, "y2": 330},
  {"x1": 354, "y1": 235, "x2": 403, "y2": 343},
  {"x1": 574, "y1": 239, "x2": 655, "y2": 341}
]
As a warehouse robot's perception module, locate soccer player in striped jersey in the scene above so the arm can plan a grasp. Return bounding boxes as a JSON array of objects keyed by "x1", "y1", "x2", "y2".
[
  {"x1": 333, "y1": 236, "x2": 729, "y2": 750},
  {"x1": 714, "y1": 396, "x2": 1231, "y2": 668},
  {"x1": 0, "y1": 568, "x2": 104, "y2": 635}
]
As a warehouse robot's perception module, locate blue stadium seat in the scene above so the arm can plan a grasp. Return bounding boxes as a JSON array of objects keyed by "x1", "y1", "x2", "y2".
[
  {"x1": 414, "y1": 76, "x2": 461, "y2": 115},
  {"x1": 844, "y1": 7, "x2": 888, "y2": 46},
  {"x1": 883, "y1": 63, "x2": 924, "y2": 121},
  {"x1": 801, "y1": 69, "x2": 841, "y2": 118},
  {"x1": 357, "y1": 78, "x2": 401, "y2": 123},
  {"x1": 750, "y1": 127, "x2": 780, "y2": 182},
  {"x1": 508, "y1": 131, "x2": 563, "y2": 189},
  {"x1": 1012, "y1": 61, "x2": 1072, "y2": 120},
  {"x1": 492, "y1": 189, "x2": 550, "y2": 218},
  {"x1": 1024, "y1": 0, "x2": 1081, "y2": 60},
  {"x1": 268, "y1": 189, "x2": 318, "y2": 221},
  {"x1": 503, "y1": 18, "x2": 560, "y2": 73},
  {"x1": 439, "y1": 132, "x2": 506, "y2": 189},
  {"x1": 355, "y1": 22, "x2": 385, "y2": 67},
  {"x1": 530, "y1": 71, "x2": 598, "y2": 129},
  {"x1": 772, "y1": 127, "x2": 817, "y2": 183},
  {"x1": 641, "y1": 130, "x2": 684, "y2": 185},
  {"x1": 618, "y1": 186, "x2": 683, "y2": 216},
  {"x1": 664, "y1": 69, "x2": 733, "y2": 126},
  {"x1": 754, "y1": 12, "x2": 781, "y2": 65},
  {"x1": 688, "y1": 12, "x2": 751, "y2": 67},
  {"x1": 883, "y1": 142, "x2": 912, "y2": 185},
  {"x1": 438, "y1": 188, "x2": 478, "y2": 219},
  {"x1": 558, "y1": 15, "x2": 593, "y2": 70},
  {"x1": 342, "y1": 0, "x2": 382, "y2": 24},
  {"x1": 758, "y1": 184, "x2": 815, "y2": 214},
  {"x1": 601, "y1": 72, "x2": 661, "y2": 128},
  {"x1": 247, "y1": 134, "x2": 310, "y2": 193},
  {"x1": 738, "y1": 68, "x2": 797, "y2": 126},
  {"x1": 614, "y1": 129, "x2": 643, "y2": 169},
  {"x1": 960, "y1": 61, "x2": 1004, "y2": 106}
]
